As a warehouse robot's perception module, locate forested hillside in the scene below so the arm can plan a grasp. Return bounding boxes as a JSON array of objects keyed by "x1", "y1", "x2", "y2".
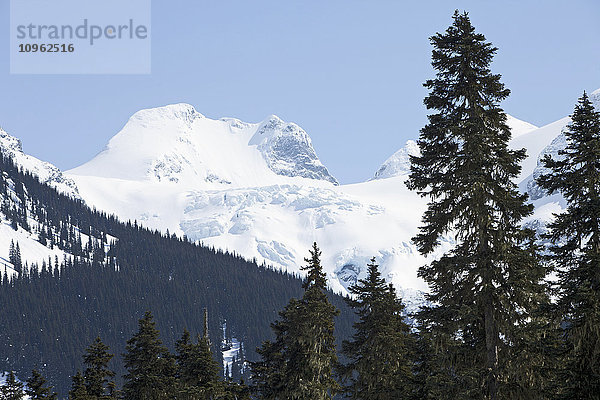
[{"x1": 0, "y1": 151, "x2": 355, "y2": 396}]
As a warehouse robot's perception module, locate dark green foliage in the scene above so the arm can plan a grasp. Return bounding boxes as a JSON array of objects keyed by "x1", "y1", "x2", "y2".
[
  {"x1": 406, "y1": 11, "x2": 548, "y2": 399},
  {"x1": 82, "y1": 337, "x2": 116, "y2": 399},
  {"x1": 8, "y1": 241, "x2": 21, "y2": 273},
  {"x1": 0, "y1": 152, "x2": 355, "y2": 396},
  {"x1": 122, "y1": 311, "x2": 177, "y2": 400},
  {"x1": 0, "y1": 371, "x2": 24, "y2": 400},
  {"x1": 24, "y1": 370, "x2": 57, "y2": 400},
  {"x1": 536, "y1": 92, "x2": 600, "y2": 399},
  {"x1": 175, "y1": 320, "x2": 221, "y2": 398},
  {"x1": 252, "y1": 243, "x2": 340, "y2": 400},
  {"x1": 411, "y1": 319, "x2": 453, "y2": 400},
  {"x1": 69, "y1": 371, "x2": 90, "y2": 400},
  {"x1": 341, "y1": 258, "x2": 414, "y2": 400}
]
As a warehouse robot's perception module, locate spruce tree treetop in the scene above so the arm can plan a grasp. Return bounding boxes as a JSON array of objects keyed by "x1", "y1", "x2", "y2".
[
  {"x1": 301, "y1": 242, "x2": 327, "y2": 290},
  {"x1": 342, "y1": 258, "x2": 414, "y2": 400},
  {"x1": 25, "y1": 370, "x2": 57, "y2": 400},
  {"x1": 252, "y1": 243, "x2": 340, "y2": 400},
  {"x1": 407, "y1": 10, "x2": 547, "y2": 400},
  {"x1": 536, "y1": 91, "x2": 600, "y2": 398},
  {"x1": 175, "y1": 326, "x2": 220, "y2": 393},
  {"x1": 68, "y1": 371, "x2": 88, "y2": 400},
  {"x1": 122, "y1": 311, "x2": 177, "y2": 400},
  {"x1": 82, "y1": 336, "x2": 115, "y2": 398}
]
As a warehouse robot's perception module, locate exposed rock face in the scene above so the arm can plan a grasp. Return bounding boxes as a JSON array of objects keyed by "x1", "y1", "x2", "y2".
[{"x1": 249, "y1": 115, "x2": 338, "y2": 184}]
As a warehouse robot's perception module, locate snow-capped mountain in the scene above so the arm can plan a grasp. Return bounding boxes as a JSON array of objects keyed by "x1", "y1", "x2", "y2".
[
  {"x1": 62, "y1": 103, "x2": 564, "y2": 300},
  {"x1": 0, "y1": 128, "x2": 80, "y2": 199},
  {"x1": 373, "y1": 115, "x2": 538, "y2": 182},
  {"x1": 520, "y1": 89, "x2": 600, "y2": 232},
  {"x1": 69, "y1": 104, "x2": 336, "y2": 187},
  {"x1": 0, "y1": 128, "x2": 84, "y2": 275},
  {"x1": 67, "y1": 105, "x2": 436, "y2": 294},
  {"x1": 372, "y1": 140, "x2": 420, "y2": 180}
]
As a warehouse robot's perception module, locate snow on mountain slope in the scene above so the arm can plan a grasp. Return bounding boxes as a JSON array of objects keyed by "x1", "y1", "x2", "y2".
[
  {"x1": 0, "y1": 128, "x2": 81, "y2": 274},
  {"x1": 68, "y1": 104, "x2": 336, "y2": 188},
  {"x1": 70, "y1": 169, "x2": 446, "y2": 295},
  {"x1": 510, "y1": 117, "x2": 571, "y2": 184},
  {"x1": 592, "y1": 88, "x2": 600, "y2": 109},
  {"x1": 66, "y1": 105, "x2": 452, "y2": 295},
  {"x1": 0, "y1": 221, "x2": 67, "y2": 278},
  {"x1": 0, "y1": 128, "x2": 80, "y2": 199},
  {"x1": 373, "y1": 115, "x2": 538, "y2": 182},
  {"x1": 0, "y1": 127, "x2": 120, "y2": 281},
  {"x1": 506, "y1": 114, "x2": 539, "y2": 139},
  {"x1": 63, "y1": 100, "x2": 593, "y2": 298},
  {"x1": 372, "y1": 140, "x2": 420, "y2": 180},
  {"x1": 521, "y1": 89, "x2": 600, "y2": 228}
]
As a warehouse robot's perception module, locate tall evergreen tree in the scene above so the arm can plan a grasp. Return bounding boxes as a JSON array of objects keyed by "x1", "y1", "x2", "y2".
[
  {"x1": 25, "y1": 370, "x2": 57, "y2": 400},
  {"x1": 406, "y1": 11, "x2": 548, "y2": 400},
  {"x1": 1, "y1": 371, "x2": 24, "y2": 400},
  {"x1": 536, "y1": 92, "x2": 600, "y2": 398},
  {"x1": 122, "y1": 311, "x2": 177, "y2": 400},
  {"x1": 82, "y1": 337, "x2": 115, "y2": 399},
  {"x1": 341, "y1": 258, "x2": 414, "y2": 399},
  {"x1": 252, "y1": 243, "x2": 340, "y2": 400}
]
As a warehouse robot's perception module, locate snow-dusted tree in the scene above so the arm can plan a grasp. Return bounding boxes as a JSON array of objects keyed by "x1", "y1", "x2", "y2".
[{"x1": 0, "y1": 371, "x2": 25, "y2": 400}]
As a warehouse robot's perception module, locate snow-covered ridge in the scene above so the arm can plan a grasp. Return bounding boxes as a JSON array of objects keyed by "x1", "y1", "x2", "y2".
[
  {"x1": 506, "y1": 114, "x2": 539, "y2": 139},
  {"x1": 0, "y1": 128, "x2": 80, "y2": 199},
  {"x1": 373, "y1": 140, "x2": 420, "y2": 180},
  {"x1": 69, "y1": 104, "x2": 337, "y2": 188},
  {"x1": 524, "y1": 88, "x2": 600, "y2": 204},
  {"x1": 63, "y1": 104, "x2": 585, "y2": 296},
  {"x1": 372, "y1": 114, "x2": 538, "y2": 181}
]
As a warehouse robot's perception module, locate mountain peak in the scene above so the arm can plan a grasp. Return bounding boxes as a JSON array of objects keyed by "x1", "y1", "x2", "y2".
[
  {"x1": 69, "y1": 106, "x2": 337, "y2": 186},
  {"x1": 262, "y1": 114, "x2": 283, "y2": 124},
  {"x1": 0, "y1": 128, "x2": 80, "y2": 199},
  {"x1": 250, "y1": 115, "x2": 338, "y2": 185},
  {"x1": 372, "y1": 140, "x2": 420, "y2": 180},
  {"x1": 129, "y1": 103, "x2": 204, "y2": 127},
  {"x1": 373, "y1": 114, "x2": 538, "y2": 181},
  {"x1": 0, "y1": 127, "x2": 23, "y2": 153}
]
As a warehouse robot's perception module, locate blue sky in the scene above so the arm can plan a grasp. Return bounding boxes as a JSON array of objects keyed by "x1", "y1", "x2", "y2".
[{"x1": 1, "y1": 0, "x2": 599, "y2": 184}]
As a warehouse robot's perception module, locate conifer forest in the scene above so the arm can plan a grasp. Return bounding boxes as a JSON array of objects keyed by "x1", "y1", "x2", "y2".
[{"x1": 1, "y1": 11, "x2": 599, "y2": 400}]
